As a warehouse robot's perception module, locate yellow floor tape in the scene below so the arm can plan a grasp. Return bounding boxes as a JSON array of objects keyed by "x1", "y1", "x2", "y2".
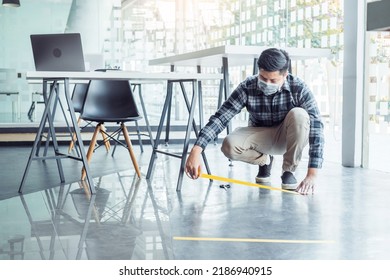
[
  {"x1": 200, "y1": 173, "x2": 299, "y2": 195},
  {"x1": 174, "y1": 236, "x2": 335, "y2": 244}
]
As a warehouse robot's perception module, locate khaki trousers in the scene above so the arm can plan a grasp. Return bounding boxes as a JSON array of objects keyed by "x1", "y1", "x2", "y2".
[{"x1": 221, "y1": 107, "x2": 310, "y2": 172}]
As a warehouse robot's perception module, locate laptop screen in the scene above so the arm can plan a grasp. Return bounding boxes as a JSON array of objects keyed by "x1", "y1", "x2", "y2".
[{"x1": 30, "y1": 33, "x2": 86, "y2": 72}]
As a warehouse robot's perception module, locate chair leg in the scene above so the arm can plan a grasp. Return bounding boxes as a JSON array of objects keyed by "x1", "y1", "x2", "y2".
[
  {"x1": 81, "y1": 124, "x2": 101, "y2": 180},
  {"x1": 111, "y1": 122, "x2": 143, "y2": 156},
  {"x1": 68, "y1": 116, "x2": 82, "y2": 153},
  {"x1": 99, "y1": 124, "x2": 111, "y2": 152},
  {"x1": 122, "y1": 123, "x2": 141, "y2": 178}
]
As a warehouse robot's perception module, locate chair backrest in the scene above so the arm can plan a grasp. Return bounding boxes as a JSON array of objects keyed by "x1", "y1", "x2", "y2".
[
  {"x1": 81, "y1": 80, "x2": 141, "y2": 121},
  {"x1": 71, "y1": 83, "x2": 89, "y2": 113}
]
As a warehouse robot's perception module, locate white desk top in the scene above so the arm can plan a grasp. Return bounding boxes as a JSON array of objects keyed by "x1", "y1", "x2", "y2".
[
  {"x1": 26, "y1": 71, "x2": 222, "y2": 81},
  {"x1": 149, "y1": 45, "x2": 332, "y2": 67}
]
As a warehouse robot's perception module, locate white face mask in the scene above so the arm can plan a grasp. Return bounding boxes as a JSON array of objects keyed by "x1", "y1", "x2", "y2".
[{"x1": 258, "y1": 79, "x2": 280, "y2": 96}]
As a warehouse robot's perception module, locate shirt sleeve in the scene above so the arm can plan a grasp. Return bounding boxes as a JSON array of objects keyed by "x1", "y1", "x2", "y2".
[
  {"x1": 194, "y1": 82, "x2": 247, "y2": 150},
  {"x1": 297, "y1": 84, "x2": 325, "y2": 169}
]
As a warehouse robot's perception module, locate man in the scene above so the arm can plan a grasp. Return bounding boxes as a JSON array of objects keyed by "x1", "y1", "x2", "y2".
[{"x1": 185, "y1": 48, "x2": 324, "y2": 195}]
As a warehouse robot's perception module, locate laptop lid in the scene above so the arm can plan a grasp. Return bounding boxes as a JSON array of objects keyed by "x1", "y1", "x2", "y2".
[{"x1": 30, "y1": 33, "x2": 86, "y2": 71}]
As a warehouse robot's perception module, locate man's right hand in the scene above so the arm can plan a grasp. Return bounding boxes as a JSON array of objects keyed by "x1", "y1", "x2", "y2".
[{"x1": 185, "y1": 145, "x2": 203, "y2": 179}]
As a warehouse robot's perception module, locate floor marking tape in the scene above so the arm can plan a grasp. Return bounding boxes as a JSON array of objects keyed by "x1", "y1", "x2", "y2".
[
  {"x1": 200, "y1": 173, "x2": 299, "y2": 195},
  {"x1": 173, "y1": 236, "x2": 335, "y2": 244}
]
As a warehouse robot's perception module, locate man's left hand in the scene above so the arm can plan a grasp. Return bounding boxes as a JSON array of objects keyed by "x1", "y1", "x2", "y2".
[{"x1": 295, "y1": 168, "x2": 318, "y2": 195}]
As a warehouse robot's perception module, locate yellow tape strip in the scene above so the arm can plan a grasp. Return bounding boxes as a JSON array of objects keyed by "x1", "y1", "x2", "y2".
[
  {"x1": 174, "y1": 236, "x2": 335, "y2": 244},
  {"x1": 200, "y1": 173, "x2": 299, "y2": 195}
]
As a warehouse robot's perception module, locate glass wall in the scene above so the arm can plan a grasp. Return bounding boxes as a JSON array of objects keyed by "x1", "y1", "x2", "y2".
[
  {"x1": 119, "y1": 0, "x2": 343, "y2": 162},
  {"x1": 0, "y1": 0, "x2": 344, "y2": 163},
  {"x1": 365, "y1": 31, "x2": 390, "y2": 172}
]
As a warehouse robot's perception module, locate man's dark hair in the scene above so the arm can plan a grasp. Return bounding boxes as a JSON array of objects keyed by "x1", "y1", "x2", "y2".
[{"x1": 257, "y1": 48, "x2": 290, "y2": 74}]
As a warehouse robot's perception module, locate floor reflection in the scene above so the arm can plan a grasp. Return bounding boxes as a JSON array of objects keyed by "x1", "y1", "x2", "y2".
[
  {"x1": 1, "y1": 144, "x2": 390, "y2": 260},
  {"x1": 1, "y1": 171, "x2": 173, "y2": 260}
]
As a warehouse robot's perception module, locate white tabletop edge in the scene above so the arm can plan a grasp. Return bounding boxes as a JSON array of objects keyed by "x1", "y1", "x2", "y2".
[
  {"x1": 149, "y1": 46, "x2": 332, "y2": 66},
  {"x1": 26, "y1": 71, "x2": 223, "y2": 81}
]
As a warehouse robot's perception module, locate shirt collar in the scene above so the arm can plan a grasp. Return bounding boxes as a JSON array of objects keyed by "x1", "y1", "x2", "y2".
[{"x1": 280, "y1": 75, "x2": 291, "y2": 93}]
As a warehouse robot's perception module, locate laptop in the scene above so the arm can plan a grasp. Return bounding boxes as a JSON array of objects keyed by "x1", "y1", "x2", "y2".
[{"x1": 30, "y1": 33, "x2": 86, "y2": 71}]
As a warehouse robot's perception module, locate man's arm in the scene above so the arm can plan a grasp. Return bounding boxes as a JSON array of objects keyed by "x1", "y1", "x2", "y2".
[{"x1": 185, "y1": 81, "x2": 248, "y2": 179}]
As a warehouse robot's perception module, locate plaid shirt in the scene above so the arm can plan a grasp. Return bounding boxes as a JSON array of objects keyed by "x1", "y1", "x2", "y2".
[{"x1": 195, "y1": 74, "x2": 324, "y2": 169}]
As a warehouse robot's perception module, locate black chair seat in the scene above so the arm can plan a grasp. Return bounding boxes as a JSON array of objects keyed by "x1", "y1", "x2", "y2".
[{"x1": 81, "y1": 116, "x2": 142, "y2": 123}]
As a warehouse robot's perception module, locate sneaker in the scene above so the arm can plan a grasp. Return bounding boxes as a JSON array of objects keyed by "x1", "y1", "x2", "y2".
[
  {"x1": 281, "y1": 171, "x2": 298, "y2": 190},
  {"x1": 255, "y1": 155, "x2": 273, "y2": 183}
]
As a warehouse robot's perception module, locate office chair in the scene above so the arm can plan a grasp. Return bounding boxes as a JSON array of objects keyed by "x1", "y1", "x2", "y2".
[
  {"x1": 68, "y1": 83, "x2": 110, "y2": 153},
  {"x1": 94, "y1": 69, "x2": 145, "y2": 154},
  {"x1": 80, "y1": 80, "x2": 142, "y2": 180}
]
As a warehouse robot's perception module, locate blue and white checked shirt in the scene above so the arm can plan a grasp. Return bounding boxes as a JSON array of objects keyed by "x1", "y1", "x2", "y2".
[{"x1": 194, "y1": 74, "x2": 324, "y2": 169}]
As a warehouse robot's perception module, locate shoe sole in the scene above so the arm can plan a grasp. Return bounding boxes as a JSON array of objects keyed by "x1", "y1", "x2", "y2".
[
  {"x1": 281, "y1": 182, "x2": 298, "y2": 190},
  {"x1": 255, "y1": 177, "x2": 271, "y2": 183}
]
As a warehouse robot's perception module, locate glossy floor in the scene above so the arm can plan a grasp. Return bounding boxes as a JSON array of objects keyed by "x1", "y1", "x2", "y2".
[{"x1": 0, "y1": 143, "x2": 390, "y2": 260}]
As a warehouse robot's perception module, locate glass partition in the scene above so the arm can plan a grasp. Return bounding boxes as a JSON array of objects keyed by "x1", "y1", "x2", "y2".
[
  {"x1": 364, "y1": 31, "x2": 390, "y2": 172},
  {"x1": 119, "y1": 0, "x2": 342, "y2": 161},
  {"x1": 0, "y1": 0, "x2": 343, "y2": 164}
]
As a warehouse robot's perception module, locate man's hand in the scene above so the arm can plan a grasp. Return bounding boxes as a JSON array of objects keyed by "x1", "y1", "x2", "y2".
[
  {"x1": 185, "y1": 145, "x2": 203, "y2": 179},
  {"x1": 295, "y1": 168, "x2": 318, "y2": 195}
]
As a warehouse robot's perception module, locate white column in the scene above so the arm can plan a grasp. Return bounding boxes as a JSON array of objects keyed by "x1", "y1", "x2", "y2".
[{"x1": 341, "y1": 0, "x2": 365, "y2": 167}]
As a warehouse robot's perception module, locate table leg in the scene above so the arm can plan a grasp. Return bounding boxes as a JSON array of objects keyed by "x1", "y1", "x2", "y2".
[
  {"x1": 165, "y1": 91, "x2": 172, "y2": 146},
  {"x1": 44, "y1": 83, "x2": 65, "y2": 182},
  {"x1": 197, "y1": 65, "x2": 204, "y2": 128},
  {"x1": 63, "y1": 79, "x2": 96, "y2": 194},
  {"x1": 19, "y1": 81, "x2": 63, "y2": 193},
  {"x1": 136, "y1": 84, "x2": 154, "y2": 147},
  {"x1": 179, "y1": 82, "x2": 212, "y2": 177},
  {"x1": 176, "y1": 80, "x2": 198, "y2": 191},
  {"x1": 146, "y1": 82, "x2": 173, "y2": 180},
  {"x1": 165, "y1": 65, "x2": 176, "y2": 145},
  {"x1": 222, "y1": 56, "x2": 231, "y2": 135}
]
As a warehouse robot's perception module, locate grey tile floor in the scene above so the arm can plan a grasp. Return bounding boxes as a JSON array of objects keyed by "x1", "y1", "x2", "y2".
[{"x1": 0, "y1": 142, "x2": 390, "y2": 260}]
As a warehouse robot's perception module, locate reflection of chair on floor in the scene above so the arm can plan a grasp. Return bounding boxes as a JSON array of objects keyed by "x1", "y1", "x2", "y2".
[
  {"x1": 20, "y1": 173, "x2": 173, "y2": 259},
  {"x1": 20, "y1": 183, "x2": 99, "y2": 260},
  {"x1": 80, "y1": 80, "x2": 142, "y2": 180},
  {"x1": 68, "y1": 83, "x2": 110, "y2": 153},
  {"x1": 85, "y1": 175, "x2": 142, "y2": 259},
  {"x1": 20, "y1": 173, "x2": 143, "y2": 260},
  {"x1": 20, "y1": 172, "x2": 139, "y2": 258},
  {"x1": 70, "y1": 186, "x2": 110, "y2": 221}
]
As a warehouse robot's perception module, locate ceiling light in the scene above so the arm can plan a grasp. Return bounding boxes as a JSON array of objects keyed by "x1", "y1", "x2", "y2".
[{"x1": 2, "y1": 0, "x2": 20, "y2": 7}]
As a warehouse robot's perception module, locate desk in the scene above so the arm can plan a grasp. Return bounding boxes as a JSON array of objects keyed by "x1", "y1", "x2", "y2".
[{"x1": 22, "y1": 71, "x2": 222, "y2": 193}]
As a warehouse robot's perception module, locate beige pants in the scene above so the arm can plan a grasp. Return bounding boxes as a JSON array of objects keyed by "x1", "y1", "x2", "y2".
[{"x1": 221, "y1": 107, "x2": 310, "y2": 172}]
